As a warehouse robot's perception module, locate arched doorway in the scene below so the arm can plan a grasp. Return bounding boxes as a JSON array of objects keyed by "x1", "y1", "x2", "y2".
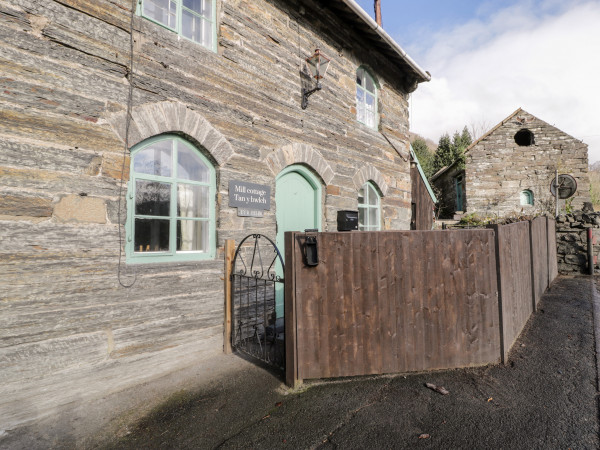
[
  {"x1": 275, "y1": 165, "x2": 321, "y2": 252},
  {"x1": 275, "y1": 165, "x2": 321, "y2": 313}
]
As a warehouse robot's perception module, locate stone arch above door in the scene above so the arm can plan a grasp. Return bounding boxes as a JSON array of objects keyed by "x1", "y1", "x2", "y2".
[
  {"x1": 106, "y1": 101, "x2": 234, "y2": 166},
  {"x1": 352, "y1": 164, "x2": 389, "y2": 196},
  {"x1": 266, "y1": 143, "x2": 334, "y2": 185}
]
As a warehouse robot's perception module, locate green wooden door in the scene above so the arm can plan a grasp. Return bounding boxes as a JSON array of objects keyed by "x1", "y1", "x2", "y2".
[{"x1": 275, "y1": 166, "x2": 321, "y2": 313}]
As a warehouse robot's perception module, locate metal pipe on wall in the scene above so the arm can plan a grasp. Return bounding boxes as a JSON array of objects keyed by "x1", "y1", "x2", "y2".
[{"x1": 588, "y1": 228, "x2": 594, "y2": 275}]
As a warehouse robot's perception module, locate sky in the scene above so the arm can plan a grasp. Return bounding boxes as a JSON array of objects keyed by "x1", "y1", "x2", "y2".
[{"x1": 356, "y1": 0, "x2": 600, "y2": 163}]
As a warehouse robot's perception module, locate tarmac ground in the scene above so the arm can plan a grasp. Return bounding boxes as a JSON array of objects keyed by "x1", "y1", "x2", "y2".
[
  {"x1": 3, "y1": 276, "x2": 600, "y2": 449},
  {"x1": 106, "y1": 276, "x2": 600, "y2": 449}
]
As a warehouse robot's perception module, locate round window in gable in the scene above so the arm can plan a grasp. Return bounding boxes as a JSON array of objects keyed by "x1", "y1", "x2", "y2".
[{"x1": 514, "y1": 129, "x2": 535, "y2": 146}]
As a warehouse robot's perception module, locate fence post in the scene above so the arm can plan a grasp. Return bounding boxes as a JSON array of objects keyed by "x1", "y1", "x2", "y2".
[
  {"x1": 528, "y1": 220, "x2": 537, "y2": 312},
  {"x1": 285, "y1": 231, "x2": 301, "y2": 388},
  {"x1": 223, "y1": 239, "x2": 235, "y2": 354},
  {"x1": 490, "y1": 224, "x2": 506, "y2": 364}
]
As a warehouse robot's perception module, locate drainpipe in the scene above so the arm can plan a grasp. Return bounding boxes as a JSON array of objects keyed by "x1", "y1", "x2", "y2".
[
  {"x1": 374, "y1": 0, "x2": 382, "y2": 26},
  {"x1": 340, "y1": 0, "x2": 431, "y2": 83},
  {"x1": 588, "y1": 228, "x2": 594, "y2": 275}
]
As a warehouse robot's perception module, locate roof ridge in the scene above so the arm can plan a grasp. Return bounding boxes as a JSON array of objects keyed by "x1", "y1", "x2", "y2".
[{"x1": 464, "y1": 107, "x2": 523, "y2": 154}]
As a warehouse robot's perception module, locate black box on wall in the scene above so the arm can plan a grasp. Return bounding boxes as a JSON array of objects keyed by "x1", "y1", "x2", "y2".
[{"x1": 337, "y1": 210, "x2": 358, "y2": 231}]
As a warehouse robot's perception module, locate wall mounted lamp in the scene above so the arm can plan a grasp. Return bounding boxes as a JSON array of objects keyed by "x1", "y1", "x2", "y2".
[{"x1": 302, "y1": 49, "x2": 331, "y2": 110}]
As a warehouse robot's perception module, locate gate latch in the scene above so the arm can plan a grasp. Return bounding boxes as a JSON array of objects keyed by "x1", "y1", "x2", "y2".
[{"x1": 303, "y1": 231, "x2": 319, "y2": 267}]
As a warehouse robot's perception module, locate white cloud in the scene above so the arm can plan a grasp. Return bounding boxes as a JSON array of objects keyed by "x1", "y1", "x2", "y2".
[{"x1": 410, "y1": 1, "x2": 600, "y2": 163}]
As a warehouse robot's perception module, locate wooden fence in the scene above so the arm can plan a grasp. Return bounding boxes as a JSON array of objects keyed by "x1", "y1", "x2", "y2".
[{"x1": 284, "y1": 217, "x2": 558, "y2": 387}]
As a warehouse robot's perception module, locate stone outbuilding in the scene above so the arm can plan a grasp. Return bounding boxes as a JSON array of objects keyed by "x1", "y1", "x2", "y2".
[
  {"x1": 0, "y1": 0, "x2": 431, "y2": 434},
  {"x1": 432, "y1": 108, "x2": 590, "y2": 219}
]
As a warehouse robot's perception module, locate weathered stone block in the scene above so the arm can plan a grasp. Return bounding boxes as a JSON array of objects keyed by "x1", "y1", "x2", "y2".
[
  {"x1": 102, "y1": 153, "x2": 129, "y2": 180},
  {"x1": 0, "y1": 194, "x2": 53, "y2": 217},
  {"x1": 326, "y1": 185, "x2": 341, "y2": 196},
  {"x1": 565, "y1": 253, "x2": 585, "y2": 265},
  {"x1": 53, "y1": 195, "x2": 107, "y2": 224}
]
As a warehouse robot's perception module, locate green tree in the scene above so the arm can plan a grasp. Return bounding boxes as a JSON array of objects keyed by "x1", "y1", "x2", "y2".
[
  {"x1": 432, "y1": 126, "x2": 473, "y2": 173},
  {"x1": 432, "y1": 133, "x2": 454, "y2": 174},
  {"x1": 411, "y1": 138, "x2": 435, "y2": 179},
  {"x1": 458, "y1": 126, "x2": 472, "y2": 149}
]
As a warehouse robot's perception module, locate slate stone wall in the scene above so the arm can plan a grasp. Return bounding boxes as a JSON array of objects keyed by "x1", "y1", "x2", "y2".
[
  {"x1": 466, "y1": 110, "x2": 590, "y2": 218},
  {"x1": 556, "y1": 212, "x2": 600, "y2": 274},
  {"x1": 0, "y1": 0, "x2": 417, "y2": 430}
]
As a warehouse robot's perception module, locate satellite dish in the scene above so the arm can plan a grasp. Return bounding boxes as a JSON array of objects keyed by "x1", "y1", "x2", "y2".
[{"x1": 550, "y1": 174, "x2": 577, "y2": 199}]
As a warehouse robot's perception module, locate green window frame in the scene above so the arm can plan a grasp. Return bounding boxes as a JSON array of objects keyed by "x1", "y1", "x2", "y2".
[
  {"x1": 126, "y1": 135, "x2": 216, "y2": 264},
  {"x1": 358, "y1": 182, "x2": 381, "y2": 231},
  {"x1": 138, "y1": 0, "x2": 217, "y2": 52},
  {"x1": 356, "y1": 67, "x2": 378, "y2": 129},
  {"x1": 520, "y1": 189, "x2": 534, "y2": 206}
]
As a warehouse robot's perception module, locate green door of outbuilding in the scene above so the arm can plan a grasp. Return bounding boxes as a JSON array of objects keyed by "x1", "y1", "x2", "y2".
[{"x1": 275, "y1": 166, "x2": 321, "y2": 313}]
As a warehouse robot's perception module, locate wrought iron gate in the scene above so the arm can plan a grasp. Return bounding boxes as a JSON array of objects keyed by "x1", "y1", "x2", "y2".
[{"x1": 231, "y1": 234, "x2": 285, "y2": 369}]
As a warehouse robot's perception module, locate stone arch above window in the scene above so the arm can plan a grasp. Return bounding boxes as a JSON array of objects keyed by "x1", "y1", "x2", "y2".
[
  {"x1": 352, "y1": 164, "x2": 389, "y2": 197},
  {"x1": 106, "y1": 101, "x2": 234, "y2": 166},
  {"x1": 266, "y1": 143, "x2": 334, "y2": 185}
]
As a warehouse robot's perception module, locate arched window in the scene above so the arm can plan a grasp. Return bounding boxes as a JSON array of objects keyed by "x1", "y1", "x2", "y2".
[
  {"x1": 358, "y1": 182, "x2": 381, "y2": 231},
  {"x1": 356, "y1": 67, "x2": 377, "y2": 129},
  {"x1": 520, "y1": 189, "x2": 534, "y2": 206},
  {"x1": 127, "y1": 135, "x2": 216, "y2": 263}
]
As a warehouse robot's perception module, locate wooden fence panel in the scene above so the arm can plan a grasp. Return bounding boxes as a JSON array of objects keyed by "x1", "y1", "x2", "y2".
[
  {"x1": 289, "y1": 230, "x2": 500, "y2": 382},
  {"x1": 495, "y1": 221, "x2": 534, "y2": 362},
  {"x1": 530, "y1": 217, "x2": 549, "y2": 308},
  {"x1": 547, "y1": 217, "x2": 558, "y2": 283}
]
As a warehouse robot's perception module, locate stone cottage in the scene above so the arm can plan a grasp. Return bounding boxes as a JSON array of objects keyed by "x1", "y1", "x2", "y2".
[
  {"x1": 431, "y1": 108, "x2": 590, "y2": 219},
  {"x1": 0, "y1": 0, "x2": 430, "y2": 434}
]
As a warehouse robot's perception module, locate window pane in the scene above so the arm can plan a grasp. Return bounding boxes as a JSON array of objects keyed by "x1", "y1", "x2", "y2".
[
  {"x1": 369, "y1": 207, "x2": 379, "y2": 229},
  {"x1": 358, "y1": 206, "x2": 365, "y2": 228},
  {"x1": 134, "y1": 140, "x2": 172, "y2": 177},
  {"x1": 183, "y1": 0, "x2": 201, "y2": 12},
  {"x1": 365, "y1": 92, "x2": 375, "y2": 127},
  {"x1": 177, "y1": 142, "x2": 209, "y2": 182},
  {"x1": 368, "y1": 185, "x2": 378, "y2": 206},
  {"x1": 358, "y1": 186, "x2": 365, "y2": 205},
  {"x1": 143, "y1": 0, "x2": 177, "y2": 29},
  {"x1": 356, "y1": 86, "x2": 364, "y2": 103},
  {"x1": 178, "y1": 184, "x2": 209, "y2": 218},
  {"x1": 136, "y1": 180, "x2": 171, "y2": 216},
  {"x1": 183, "y1": 0, "x2": 212, "y2": 18},
  {"x1": 357, "y1": 106, "x2": 365, "y2": 124},
  {"x1": 201, "y1": 0, "x2": 212, "y2": 19},
  {"x1": 202, "y1": 18, "x2": 213, "y2": 47},
  {"x1": 134, "y1": 219, "x2": 170, "y2": 252},
  {"x1": 182, "y1": 8, "x2": 202, "y2": 42},
  {"x1": 365, "y1": 74, "x2": 375, "y2": 93},
  {"x1": 356, "y1": 68, "x2": 363, "y2": 86},
  {"x1": 177, "y1": 220, "x2": 209, "y2": 252}
]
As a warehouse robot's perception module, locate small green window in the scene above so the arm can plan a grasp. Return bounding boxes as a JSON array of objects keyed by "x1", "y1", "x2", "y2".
[
  {"x1": 356, "y1": 67, "x2": 377, "y2": 129},
  {"x1": 126, "y1": 135, "x2": 216, "y2": 263},
  {"x1": 140, "y1": 0, "x2": 216, "y2": 51},
  {"x1": 520, "y1": 189, "x2": 534, "y2": 206},
  {"x1": 358, "y1": 182, "x2": 381, "y2": 231}
]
